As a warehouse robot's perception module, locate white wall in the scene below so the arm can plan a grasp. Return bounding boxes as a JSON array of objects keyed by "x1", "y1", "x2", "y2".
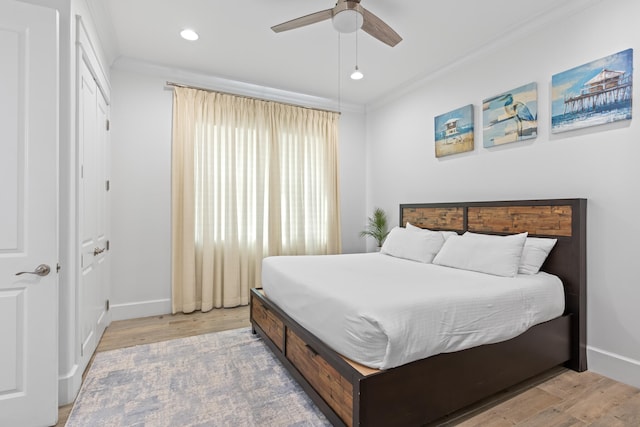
[
  {"x1": 110, "y1": 68, "x2": 173, "y2": 319},
  {"x1": 109, "y1": 60, "x2": 368, "y2": 320},
  {"x1": 366, "y1": 0, "x2": 640, "y2": 388},
  {"x1": 337, "y1": 109, "x2": 367, "y2": 254}
]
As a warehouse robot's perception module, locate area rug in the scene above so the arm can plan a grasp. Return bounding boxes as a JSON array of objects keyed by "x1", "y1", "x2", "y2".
[{"x1": 66, "y1": 328, "x2": 330, "y2": 426}]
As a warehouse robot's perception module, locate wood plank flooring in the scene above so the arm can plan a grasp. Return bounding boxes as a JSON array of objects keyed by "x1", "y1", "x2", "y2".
[{"x1": 57, "y1": 307, "x2": 639, "y2": 426}]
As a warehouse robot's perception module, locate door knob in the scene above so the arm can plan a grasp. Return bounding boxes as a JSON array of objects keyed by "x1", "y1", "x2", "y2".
[
  {"x1": 93, "y1": 247, "x2": 105, "y2": 256},
  {"x1": 15, "y1": 264, "x2": 51, "y2": 277}
]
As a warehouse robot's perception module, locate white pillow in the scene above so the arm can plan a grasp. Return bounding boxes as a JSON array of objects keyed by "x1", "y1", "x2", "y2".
[
  {"x1": 518, "y1": 237, "x2": 557, "y2": 275},
  {"x1": 405, "y1": 222, "x2": 459, "y2": 241},
  {"x1": 440, "y1": 230, "x2": 459, "y2": 241},
  {"x1": 381, "y1": 226, "x2": 445, "y2": 263},
  {"x1": 432, "y1": 231, "x2": 528, "y2": 277}
]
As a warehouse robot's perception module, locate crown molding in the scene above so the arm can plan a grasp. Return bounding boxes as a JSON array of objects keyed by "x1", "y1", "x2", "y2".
[
  {"x1": 367, "y1": 0, "x2": 604, "y2": 112},
  {"x1": 84, "y1": 0, "x2": 119, "y2": 65},
  {"x1": 112, "y1": 57, "x2": 365, "y2": 114}
]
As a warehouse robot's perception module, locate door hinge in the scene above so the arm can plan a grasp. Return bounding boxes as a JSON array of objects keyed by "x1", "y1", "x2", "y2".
[
  {"x1": 81, "y1": 165, "x2": 84, "y2": 178},
  {"x1": 106, "y1": 240, "x2": 110, "y2": 251},
  {"x1": 106, "y1": 119, "x2": 110, "y2": 131},
  {"x1": 80, "y1": 254, "x2": 83, "y2": 268},
  {"x1": 80, "y1": 344, "x2": 84, "y2": 358},
  {"x1": 106, "y1": 299, "x2": 110, "y2": 311},
  {"x1": 56, "y1": 263, "x2": 61, "y2": 273},
  {"x1": 106, "y1": 180, "x2": 110, "y2": 191}
]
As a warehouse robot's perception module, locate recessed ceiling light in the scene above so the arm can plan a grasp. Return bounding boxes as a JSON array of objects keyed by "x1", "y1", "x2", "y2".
[{"x1": 180, "y1": 29, "x2": 199, "y2": 41}]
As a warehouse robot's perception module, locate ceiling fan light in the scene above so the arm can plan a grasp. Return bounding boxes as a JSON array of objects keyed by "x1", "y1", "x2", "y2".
[
  {"x1": 350, "y1": 66, "x2": 364, "y2": 80},
  {"x1": 180, "y1": 29, "x2": 199, "y2": 41},
  {"x1": 332, "y1": 9, "x2": 363, "y2": 33}
]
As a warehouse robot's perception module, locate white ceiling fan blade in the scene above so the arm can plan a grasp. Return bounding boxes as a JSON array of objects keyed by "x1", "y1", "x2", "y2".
[{"x1": 271, "y1": 9, "x2": 333, "y2": 33}]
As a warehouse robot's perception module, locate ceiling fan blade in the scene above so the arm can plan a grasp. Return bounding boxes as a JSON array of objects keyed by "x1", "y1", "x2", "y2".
[
  {"x1": 271, "y1": 9, "x2": 333, "y2": 33},
  {"x1": 361, "y1": 7, "x2": 402, "y2": 47}
]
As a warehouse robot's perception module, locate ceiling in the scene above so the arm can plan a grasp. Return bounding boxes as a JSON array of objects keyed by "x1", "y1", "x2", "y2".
[{"x1": 90, "y1": 0, "x2": 592, "y2": 106}]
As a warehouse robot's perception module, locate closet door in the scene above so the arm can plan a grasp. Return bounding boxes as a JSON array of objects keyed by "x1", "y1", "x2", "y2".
[
  {"x1": 0, "y1": 2, "x2": 59, "y2": 426},
  {"x1": 78, "y1": 57, "x2": 110, "y2": 368}
]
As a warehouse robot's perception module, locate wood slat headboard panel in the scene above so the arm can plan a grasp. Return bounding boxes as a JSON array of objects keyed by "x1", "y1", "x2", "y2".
[
  {"x1": 467, "y1": 205, "x2": 573, "y2": 236},
  {"x1": 400, "y1": 199, "x2": 587, "y2": 371},
  {"x1": 402, "y1": 207, "x2": 465, "y2": 232}
]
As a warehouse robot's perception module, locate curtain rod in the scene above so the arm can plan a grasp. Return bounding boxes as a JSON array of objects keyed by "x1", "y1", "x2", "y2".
[{"x1": 165, "y1": 81, "x2": 341, "y2": 115}]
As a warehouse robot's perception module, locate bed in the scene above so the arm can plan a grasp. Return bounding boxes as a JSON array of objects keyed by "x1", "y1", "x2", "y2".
[{"x1": 250, "y1": 199, "x2": 587, "y2": 426}]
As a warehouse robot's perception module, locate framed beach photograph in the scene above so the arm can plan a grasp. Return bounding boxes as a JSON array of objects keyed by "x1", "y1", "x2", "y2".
[
  {"x1": 483, "y1": 82, "x2": 537, "y2": 147},
  {"x1": 552, "y1": 49, "x2": 633, "y2": 133},
  {"x1": 434, "y1": 104, "x2": 474, "y2": 158}
]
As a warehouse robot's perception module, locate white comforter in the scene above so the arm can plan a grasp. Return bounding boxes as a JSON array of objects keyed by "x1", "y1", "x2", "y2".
[{"x1": 261, "y1": 253, "x2": 564, "y2": 370}]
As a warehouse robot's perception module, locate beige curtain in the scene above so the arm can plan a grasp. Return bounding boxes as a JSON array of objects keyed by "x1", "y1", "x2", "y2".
[{"x1": 171, "y1": 87, "x2": 341, "y2": 313}]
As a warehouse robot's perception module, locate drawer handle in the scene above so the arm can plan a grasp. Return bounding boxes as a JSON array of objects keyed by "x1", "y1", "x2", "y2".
[{"x1": 305, "y1": 344, "x2": 318, "y2": 357}]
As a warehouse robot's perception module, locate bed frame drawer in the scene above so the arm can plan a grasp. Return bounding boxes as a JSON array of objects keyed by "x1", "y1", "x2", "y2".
[
  {"x1": 285, "y1": 328, "x2": 354, "y2": 426},
  {"x1": 251, "y1": 295, "x2": 284, "y2": 350}
]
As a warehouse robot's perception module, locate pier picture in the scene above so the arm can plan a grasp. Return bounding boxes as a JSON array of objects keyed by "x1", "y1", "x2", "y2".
[
  {"x1": 483, "y1": 82, "x2": 538, "y2": 147},
  {"x1": 434, "y1": 104, "x2": 474, "y2": 158},
  {"x1": 552, "y1": 49, "x2": 633, "y2": 133}
]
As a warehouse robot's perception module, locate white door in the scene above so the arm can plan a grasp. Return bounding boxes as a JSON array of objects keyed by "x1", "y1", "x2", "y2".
[
  {"x1": 0, "y1": 2, "x2": 59, "y2": 426},
  {"x1": 78, "y1": 57, "x2": 110, "y2": 368}
]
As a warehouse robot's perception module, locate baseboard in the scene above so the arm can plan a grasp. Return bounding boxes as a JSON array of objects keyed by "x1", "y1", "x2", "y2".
[
  {"x1": 58, "y1": 364, "x2": 82, "y2": 406},
  {"x1": 110, "y1": 298, "x2": 172, "y2": 321},
  {"x1": 587, "y1": 345, "x2": 640, "y2": 389}
]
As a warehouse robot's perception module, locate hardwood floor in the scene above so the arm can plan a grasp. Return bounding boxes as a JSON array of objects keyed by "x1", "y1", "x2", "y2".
[
  {"x1": 434, "y1": 367, "x2": 640, "y2": 426},
  {"x1": 57, "y1": 307, "x2": 639, "y2": 426}
]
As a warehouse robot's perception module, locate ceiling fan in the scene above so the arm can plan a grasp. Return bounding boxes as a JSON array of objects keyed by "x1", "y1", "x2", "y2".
[{"x1": 271, "y1": 0, "x2": 402, "y2": 47}]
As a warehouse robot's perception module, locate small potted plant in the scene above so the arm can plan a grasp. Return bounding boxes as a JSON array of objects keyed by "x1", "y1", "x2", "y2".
[{"x1": 360, "y1": 207, "x2": 390, "y2": 250}]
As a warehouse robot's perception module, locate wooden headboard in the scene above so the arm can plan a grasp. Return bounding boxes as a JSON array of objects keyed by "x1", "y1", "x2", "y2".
[{"x1": 400, "y1": 199, "x2": 587, "y2": 371}]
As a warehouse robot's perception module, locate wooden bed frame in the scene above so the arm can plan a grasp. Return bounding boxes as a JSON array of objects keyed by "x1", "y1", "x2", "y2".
[{"x1": 250, "y1": 199, "x2": 587, "y2": 426}]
